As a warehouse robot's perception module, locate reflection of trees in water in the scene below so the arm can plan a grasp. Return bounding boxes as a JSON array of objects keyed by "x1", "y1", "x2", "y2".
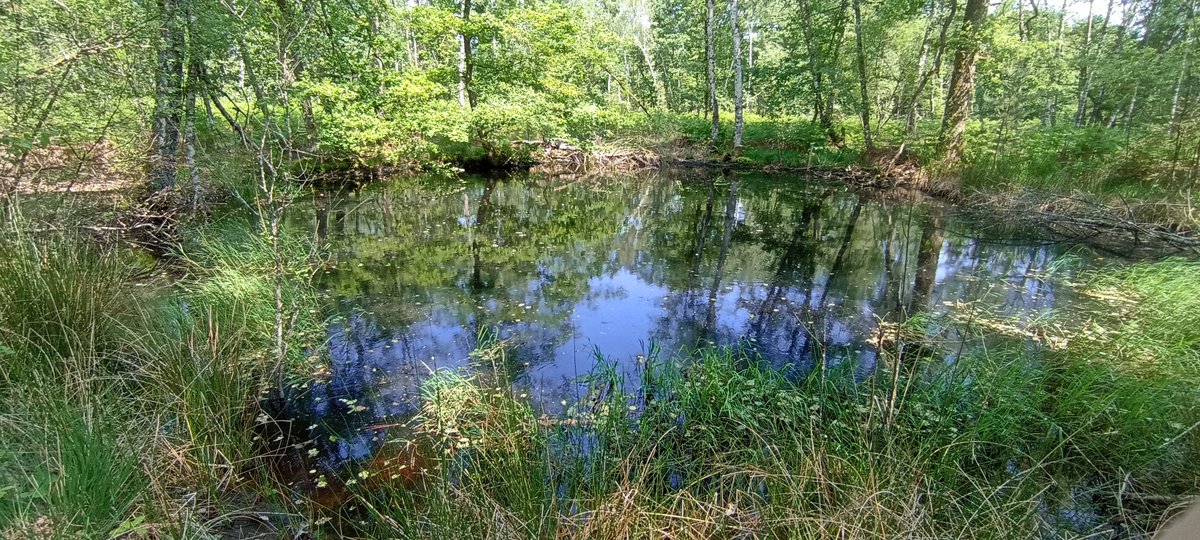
[
  {"x1": 291, "y1": 171, "x2": 1073, "y2": 414},
  {"x1": 296, "y1": 175, "x2": 646, "y2": 376},
  {"x1": 704, "y1": 174, "x2": 740, "y2": 343},
  {"x1": 266, "y1": 313, "x2": 423, "y2": 471},
  {"x1": 469, "y1": 177, "x2": 497, "y2": 291}
]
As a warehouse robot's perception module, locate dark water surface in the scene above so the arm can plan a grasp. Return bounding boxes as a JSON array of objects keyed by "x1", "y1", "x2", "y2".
[{"x1": 283, "y1": 169, "x2": 1076, "y2": 468}]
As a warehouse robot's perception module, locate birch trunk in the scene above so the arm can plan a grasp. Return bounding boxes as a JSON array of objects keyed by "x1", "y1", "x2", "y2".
[
  {"x1": 458, "y1": 0, "x2": 475, "y2": 109},
  {"x1": 799, "y1": 0, "x2": 826, "y2": 124},
  {"x1": 185, "y1": 61, "x2": 200, "y2": 210},
  {"x1": 1081, "y1": 0, "x2": 1115, "y2": 126},
  {"x1": 1045, "y1": 0, "x2": 1068, "y2": 126},
  {"x1": 906, "y1": 1, "x2": 935, "y2": 135},
  {"x1": 824, "y1": 0, "x2": 851, "y2": 146},
  {"x1": 730, "y1": 0, "x2": 745, "y2": 154},
  {"x1": 151, "y1": 0, "x2": 184, "y2": 192},
  {"x1": 636, "y1": 34, "x2": 667, "y2": 110},
  {"x1": 1073, "y1": 0, "x2": 1096, "y2": 127},
  {"x1": 905, "y1": 0, "x2": 957, "y2": 138},
  {"x1": 707, "y1": 0, "x2": 719, "y2": 146}
]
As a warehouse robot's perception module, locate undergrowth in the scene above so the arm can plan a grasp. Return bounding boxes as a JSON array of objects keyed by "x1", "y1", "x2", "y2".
[{"x1": 0, "y1": 222, "x2": 325, "y2": 538}]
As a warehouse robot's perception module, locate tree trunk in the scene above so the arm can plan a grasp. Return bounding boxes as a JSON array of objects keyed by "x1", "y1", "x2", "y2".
[
  {"x1": 852, "y1": 0, "x2": 872, "y2": 152},
  {"x1": 1169, "y1": 13, "x2": 1193, "y2": 138},
  {"x1": 1169, "y1": 52, "x2": 1190, "y2": 179},
  {"x1": 1073, "y1": 0, "x2": 1096, "y2": 127},
  {"x1": 905, "y1": 0, "x2": 957, "y2": 138},
  {"x1": 1045, "y1": 0, "x2": 1068, "y2": 126},
  {"x1": 730, "y1": 0, "x2": 745, "y2": 154},
  {"x1": 705, "y1": 173, "x2": 739, "y2": 342},
  {"x1": 799, "y1": 0, "x2": 826, "y2": 125},
  {"x1": 937, "y1": 0, "x2": 987, "y2": 177},
  {"x1": 747, "y1": 22, "x2": 754, "y2": 113},
  {"x1": 457, "y1": 0, "x2": 475, "y2": 109},
  {"x1": 151, "y1": 0, "x2": 184, "y2": 192},
  {"x1": 1082, "y1": 0, "x2": 1115, "y2": 126},
  {"x1": 906, "y1": 1, "x2": 935, "y2": 136},
  {"x1": 911, "y1": 214, "x2": 943, "y2": 311},
  {"x1": 707, "y1": 0, "x2": 719, "y2": 147},
  {"x1": 636, "y1": 34, "x2": 667, "y2": 110},
  {"x1": 823, "y1": 0, "x2": 851, "y2": 146},
  {"x1": 185, "y1": 61, "x2": 200, "y2": 210}
]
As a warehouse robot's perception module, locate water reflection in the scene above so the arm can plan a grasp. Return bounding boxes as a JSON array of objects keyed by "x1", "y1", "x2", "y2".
[{"x1": 285, "y1": 170, "x2": 1069, "y2": 466}]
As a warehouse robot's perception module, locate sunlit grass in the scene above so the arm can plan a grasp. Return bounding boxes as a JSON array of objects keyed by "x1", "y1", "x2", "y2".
[
  {"x1": 0, "y1": 221, "x2": 326, "y2": 538},
  {"x1": 0, "y1": 218, "x2": 1197, "y2": 539},
  {"x1": 331, "y1": 317, "x2": 1199, "y2": 538}
]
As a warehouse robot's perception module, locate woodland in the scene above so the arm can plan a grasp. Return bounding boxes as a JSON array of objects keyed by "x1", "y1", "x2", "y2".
[{"x1": 2, "y1": 0, "x2": 1198, "y2": 199}]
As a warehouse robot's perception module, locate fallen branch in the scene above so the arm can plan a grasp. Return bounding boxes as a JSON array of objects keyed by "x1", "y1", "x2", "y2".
[{"x1": 964, "y1": 191, "x2": 1200, "y2": 257}]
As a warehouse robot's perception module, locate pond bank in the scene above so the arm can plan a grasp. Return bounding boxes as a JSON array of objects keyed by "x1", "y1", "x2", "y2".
[
  {"x1": 2, "y1": 170, "x2": 1200, "y2": 538},
  {"x1": 516, "y1": 141, "x2": 1200, "y2": 257}
]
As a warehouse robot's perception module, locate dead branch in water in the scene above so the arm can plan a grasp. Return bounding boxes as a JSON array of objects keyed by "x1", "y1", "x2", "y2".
[
  {"x1": 672, "y1": 158, "x2": 928, "y2": 196},
  {"x1": 966, "y1": 191, "x2": 1200, "y2": 256}
]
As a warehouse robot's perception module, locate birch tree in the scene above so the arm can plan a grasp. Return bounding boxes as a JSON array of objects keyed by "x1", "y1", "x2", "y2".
[
  {"x1": 707, "y1": 0, "x2": 719, "y2": 147},
  {"x1": 458, "y1": 0, "x2": 475, "y2": 109},
  {"x1": 151, "y1": 0, "x2": 184, "y2": 192},
  {"x1": 851, "y1": 0, "x2": 872, "y2": 152},
  {"x1": 731, "y1": 0, "x2": 745, "y2": 154}
]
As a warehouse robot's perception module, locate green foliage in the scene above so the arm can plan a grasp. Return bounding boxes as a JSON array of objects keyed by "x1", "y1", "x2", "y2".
[
  {"x1": 5, "y1": 0, "x2": 1198, "y2": 200},
  {"x1": 959, "y1": 123, "x2": 1200, "y2": 203}
]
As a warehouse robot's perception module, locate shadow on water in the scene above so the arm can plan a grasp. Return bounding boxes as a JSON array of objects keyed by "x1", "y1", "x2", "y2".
[{"x1": 269, "y1": 167, "x2": 1079, "y2": 492}]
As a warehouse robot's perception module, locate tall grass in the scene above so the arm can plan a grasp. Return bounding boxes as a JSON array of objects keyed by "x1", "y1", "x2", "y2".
[
  {"x1": 0, "y1": 231, "x2": 146, "y2": 386},
  {"x1": 0, "y1": 231, "x2": 149, "y2": 537},
  {"x1": 1081, "y1": 258, "x2": 1200, "y2": 376},
  {"x1": 320, "y1": 262, "x2": 1200, "y2": 538},
  {"x1": 0, "y1": 385, "x2": 147, "y2": 538},
  {"x1": 0, "y1": 222, "x2": 325, "y2": 538}
]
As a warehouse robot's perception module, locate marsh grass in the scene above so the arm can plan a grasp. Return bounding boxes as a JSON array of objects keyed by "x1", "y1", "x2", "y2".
[
  {"x1": 0, "y1": 221, "x2": 326, "y2": 538},
  {"x1": 0, "y1": 385, "x2": 146, "y2": 538},
  {"x1": 322, "y1": 275, "x2": 1200, "y2": 539},
  {"x1": 0, "y1": 231, "x2": 147, "y2": 386}
]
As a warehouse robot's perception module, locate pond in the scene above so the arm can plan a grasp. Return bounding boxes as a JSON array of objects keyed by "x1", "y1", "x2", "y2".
[{"x1": 277, "y1": 168, "x2": 1082, "y2": 471}]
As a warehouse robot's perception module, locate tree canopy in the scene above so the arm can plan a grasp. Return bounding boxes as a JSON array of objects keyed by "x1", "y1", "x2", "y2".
[{"x1": 1, "y1": 0, "x2": 1198, "y2": 197}]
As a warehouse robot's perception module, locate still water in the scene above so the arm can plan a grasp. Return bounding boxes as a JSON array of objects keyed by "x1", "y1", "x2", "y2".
[{"x1": 283, "y1": 169, "x2": 1072, "y2": 468}]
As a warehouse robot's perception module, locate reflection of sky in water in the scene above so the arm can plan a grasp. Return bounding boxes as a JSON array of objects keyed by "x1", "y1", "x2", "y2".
[{"x1": 283, "y1": 171, "x2": 1078, "y2": 469}]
